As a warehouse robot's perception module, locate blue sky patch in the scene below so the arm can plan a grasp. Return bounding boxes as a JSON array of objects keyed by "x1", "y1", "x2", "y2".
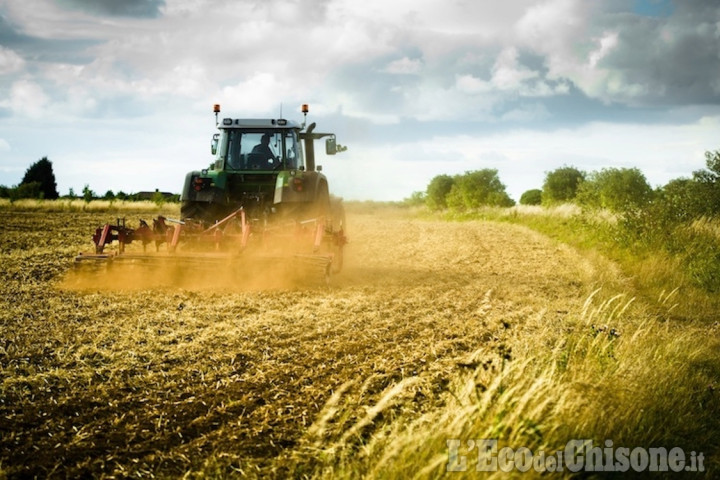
[{"x1": 633, "y1": 0, "x2": 674, "y2": 17}]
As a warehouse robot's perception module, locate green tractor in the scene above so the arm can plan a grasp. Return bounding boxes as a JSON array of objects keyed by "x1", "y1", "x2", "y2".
[
  {"x1": 75, "y1": 104, "x2": 348, "y2": 283},
  {"x1": 181, "y1": 104, "x2": 346, "y2": 235}
]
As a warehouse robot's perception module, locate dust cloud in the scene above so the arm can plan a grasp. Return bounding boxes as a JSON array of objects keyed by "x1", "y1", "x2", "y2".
[{"x1": 61, "y1": 251, "x2": 331, "y2": 292}]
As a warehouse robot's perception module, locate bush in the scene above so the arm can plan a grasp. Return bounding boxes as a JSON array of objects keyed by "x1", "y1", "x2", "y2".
[
  {"x1": 519, "y1": 189, "x2": 542, "y2": 206},
  {"x1": 679, "y1": 228, "x2": 720, "y2": 292},
  {"x1": 425, "y1": 175, "x2": 454, "y2": 210},
  {"x1": 542, "y1": 166, "x2": 585, "y2": 205},
  {"x1": 82, "y1": 185, "x2": 95, "y2": 203},
  {"x1": 445, "y1": 169, "x2": 514, "y2": 211},
  {"x1": 577, "y1": 167, "x2": 653, "y2": 212},
  {"x1": 151, "y1": 190, "x2": 166, "y2": 206}
]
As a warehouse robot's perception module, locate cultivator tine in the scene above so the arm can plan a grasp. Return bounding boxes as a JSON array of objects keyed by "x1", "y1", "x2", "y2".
[
  {"x1": 240, "y1": 209, "x2": 250, "y2": 248},
  {"x1": 313, "y1": 218, "x2": 325, "y2": 252},
  {"x1": 169, "y1": 222, "x2": 182, "y2": 252}
]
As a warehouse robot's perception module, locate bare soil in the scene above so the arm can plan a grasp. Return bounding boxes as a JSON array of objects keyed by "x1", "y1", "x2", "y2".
[{"x1": 0, "y1": 209, "x2": 596, "y2": 478}]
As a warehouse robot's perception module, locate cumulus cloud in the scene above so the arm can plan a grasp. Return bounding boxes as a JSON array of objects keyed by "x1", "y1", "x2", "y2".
[
  {"x1": 3, "y1": 0, "x2": 719, "y2": 119},
  {"x1": 514, "y1": 0, "x2": 720, "y2": 105},
  {"x1": 2, "y1": 80, "x2": 50, "y2": 118},
  {"x1": 0, "y1": 46, "x2": 25, "y2": 74},
  {"x1": 491, "y1": 47, "x2": 539, "y2": 90}
]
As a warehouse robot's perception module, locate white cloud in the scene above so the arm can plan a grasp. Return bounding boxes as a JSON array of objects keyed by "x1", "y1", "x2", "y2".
[
  {"x1": 515, "y1": 0, "x2": 589, "y2": 56},
  {"x1": 491, "y1": 47, "x2": 538, "y2": 90},
  {"x1": 3, "y1": 80, "x2": 50, "y2": 118},
  {"x1": 0, "y1": 47, "x2": 25, "y2": 74},
  {"x1": 220, "y1": 73, "x2": 302, "y2": 116},
  {"x1": 453, "y1": 48, "x2": 567, "y2": 102},
  {"x1": 589, "y1": 31, "x2": 618, "y2": 68},
  {"x1": 0, "y1": 139, "x2": 10, "y2": 152},
  {"x1": 455, "y1": 74, "x2": 491, "y2": 95}
]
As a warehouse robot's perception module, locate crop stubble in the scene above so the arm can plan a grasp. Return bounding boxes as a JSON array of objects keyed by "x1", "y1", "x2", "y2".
[{"x1": 0, "y1": 209, "x2": 596, "y2": 477}]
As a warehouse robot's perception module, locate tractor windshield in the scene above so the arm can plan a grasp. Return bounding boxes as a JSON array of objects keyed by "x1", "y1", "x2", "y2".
[{"x1": 225, "y1": 130, "x2": 302, "y2": 171}]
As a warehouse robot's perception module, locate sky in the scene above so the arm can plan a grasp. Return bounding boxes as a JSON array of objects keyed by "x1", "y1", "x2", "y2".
[{"x1": 1, "y1": 0, "x2": 719, "y2": 202}]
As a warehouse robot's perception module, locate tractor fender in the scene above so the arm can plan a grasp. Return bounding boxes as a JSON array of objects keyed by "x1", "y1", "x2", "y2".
[
  {"x1": 181, "y1": 171, "x2": 222, "y2": 203},
  {"x1": 273, "y1": 170, "x2": 327, "y2": 205}
]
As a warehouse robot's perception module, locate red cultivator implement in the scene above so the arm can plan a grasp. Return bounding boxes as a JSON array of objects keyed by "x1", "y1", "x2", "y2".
[{"x1": 74, "y1": 207, "x2": 347, "y2": 286}]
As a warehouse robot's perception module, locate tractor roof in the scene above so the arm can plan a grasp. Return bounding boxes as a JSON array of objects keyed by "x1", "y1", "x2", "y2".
[{"x1": 219, "y1": 118, "x2": 302, "y2": 130}]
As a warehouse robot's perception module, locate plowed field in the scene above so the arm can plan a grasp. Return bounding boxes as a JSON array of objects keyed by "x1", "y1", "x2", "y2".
[{"x1": 1, "y1": 208, "x2": 606, "y2": 477}]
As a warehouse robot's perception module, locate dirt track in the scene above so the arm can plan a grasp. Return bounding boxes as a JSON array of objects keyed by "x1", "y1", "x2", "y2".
[{"x1": 0, "y1": 209, "x2": 598, "y2": 477}]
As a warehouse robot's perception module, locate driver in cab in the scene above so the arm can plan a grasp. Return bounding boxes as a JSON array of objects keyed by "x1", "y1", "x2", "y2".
[{"x1": 250, "y1": 134, "x2": 279, "y2": 169}]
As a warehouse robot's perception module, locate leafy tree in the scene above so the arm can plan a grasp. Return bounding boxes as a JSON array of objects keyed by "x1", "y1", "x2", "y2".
[
  {"x1": 21, "y1": 157, "x2": 59, "y2": 199},
  {"x1": 116, "y1": 191, "x2": 128, "y2": 200},
  {"x1": 82, "y1": 184, "x2": 95, "y2": 203},
  {"x1": 653, "y1": 178, "x2": 704, "y2": 223},
  {"x1": 425, "y1": 174, "x2": 455, "y2": 210},
  {"x1": 520, "y1": 189, "x2": 542, "y2": 206},
  {"x1": 0, "y1": 185, "x2": 10, "y2": 198},
  {"x1": 445, "y1": 169, "x2": 514, "y2": 211},
  {"x1": 151, "y1": 190, "x2": 165, "y2": 206},
  {"x1": 67, "y1": 187, "x2": 76, "y2": 199},
  {"x1": 691, "y1": 150, "x2": 720, "y2": 216},
  {"x1": 577, "y1": 167, "x2": 653, "y2": 212},
  {"x1": 103, "y1": 190, "x2": 116, "y2": 200},
  {"x1": 542, "y1": 166, "x2": 585, "y2": 205}
]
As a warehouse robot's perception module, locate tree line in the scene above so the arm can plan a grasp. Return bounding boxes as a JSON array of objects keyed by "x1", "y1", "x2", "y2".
[
  {"x1": 419, "y1": 150, "x2": 720, "y2": 219},
  {"x1": 416, "y1": 150, "x2": 720, "y2": 291},
  {"x1": 0, "y1": 157, "x2": 180, "y2": 203}
]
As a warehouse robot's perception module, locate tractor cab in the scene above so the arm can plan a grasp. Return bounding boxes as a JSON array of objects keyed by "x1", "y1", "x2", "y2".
[
  {"x1": 211, "y1": 119, "x2": 305, "y2": 173},
  {"x1": 180, "y1": 105, "x2": 345, "y2": 225}
]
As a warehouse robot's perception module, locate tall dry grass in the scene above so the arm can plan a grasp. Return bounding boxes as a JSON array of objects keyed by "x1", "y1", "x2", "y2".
[
  {"x1": 689, "y1": 217, "x2": 720, "y2": 241},
  {"x1": 282, "y1": 289, "x2": 719, "y2": 478},
  {"x1": 0, "y1": 198, "x2": 180, "y2": 214}
]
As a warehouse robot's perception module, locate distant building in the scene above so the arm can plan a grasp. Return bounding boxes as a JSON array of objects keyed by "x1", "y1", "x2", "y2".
[{"x1": 134, "y1": 189, "x2": 177, "y2": 201}]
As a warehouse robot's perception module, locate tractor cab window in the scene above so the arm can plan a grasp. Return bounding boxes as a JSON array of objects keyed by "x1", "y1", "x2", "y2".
[
  {"x1": 283, "y1": 132, "x2": 303, "y2": 170},
  {"x1": 225, "y1": 130, "x2": 303, "y2": 171}
]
